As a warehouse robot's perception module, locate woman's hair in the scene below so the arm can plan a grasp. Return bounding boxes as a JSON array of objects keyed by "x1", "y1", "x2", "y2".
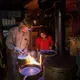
[{"x1": 38, "y1": 28, "x2": 48, "y2": 37}]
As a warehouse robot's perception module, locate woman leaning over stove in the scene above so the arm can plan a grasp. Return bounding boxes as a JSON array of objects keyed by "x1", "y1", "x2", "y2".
[{"x1": 35, "y1": 28, "x2": 56, "y2": 62}]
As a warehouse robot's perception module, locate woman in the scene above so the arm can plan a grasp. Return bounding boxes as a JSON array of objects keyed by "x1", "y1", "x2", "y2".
[
  {"x1": 36, "y1": 29, "x2": 55, "y2": 51},
  {"x1": 36, "y1": 29, "x2": 55, "y2": 62}
]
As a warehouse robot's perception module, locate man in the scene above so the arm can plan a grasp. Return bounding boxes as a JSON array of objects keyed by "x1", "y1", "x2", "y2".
[{"x1": 6, "y1": 19, "x2": 31, "y2": 80}]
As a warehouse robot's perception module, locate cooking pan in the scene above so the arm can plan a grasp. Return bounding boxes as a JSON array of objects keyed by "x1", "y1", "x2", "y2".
[
  {"x1": 40, "y1": 50, "x2": 57, "y2": 56},
  {"x1": 18, "y1": 65, "x2": 43, "y2": 80}
]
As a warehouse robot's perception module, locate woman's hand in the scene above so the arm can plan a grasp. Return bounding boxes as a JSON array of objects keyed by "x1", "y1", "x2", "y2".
[{"x1": 49, "y1": 46, "x2": 52, "y2": 50}]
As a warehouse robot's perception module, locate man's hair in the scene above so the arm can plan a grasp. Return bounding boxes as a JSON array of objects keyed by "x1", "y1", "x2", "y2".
[
  {"x1": 22, "y1": 20, "x2": 27, "y2": 26},
  {"x1": 23, "y1": 18, "x2": 32, "y2": 26},
  {"x1": 19, "y1": 17, "x2": 32, "y2": 29}
]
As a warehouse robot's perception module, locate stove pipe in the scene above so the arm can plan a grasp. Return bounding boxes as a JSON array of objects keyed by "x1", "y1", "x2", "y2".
[{"x1": 56, "y1": 1, "x2": 66, "y2": 56}]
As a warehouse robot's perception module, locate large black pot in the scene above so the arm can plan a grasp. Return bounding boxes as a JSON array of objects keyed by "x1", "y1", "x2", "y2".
[
  {"x1": 43, "y1": 56, "x2": 77, "y2": 80},
  {"x1": 18, "y1": 65, "x2": 43, "y2": 80}
]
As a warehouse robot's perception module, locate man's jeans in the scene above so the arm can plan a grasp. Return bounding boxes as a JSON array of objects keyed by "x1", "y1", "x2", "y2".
[{"x1": 7, "y1": 52, "x2": 18, "y2": 80}]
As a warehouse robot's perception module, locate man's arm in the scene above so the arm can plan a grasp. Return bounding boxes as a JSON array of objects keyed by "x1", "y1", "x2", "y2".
[{"x1": 6, "y1": 29, "x2": 15, "y2": 51}]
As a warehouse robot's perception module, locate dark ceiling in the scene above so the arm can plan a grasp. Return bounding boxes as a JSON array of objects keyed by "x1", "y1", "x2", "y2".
[
  {"x1": 1, "y1": 0, "x2": 80, "y2": 12},
  {"x1": 0, "y1": 0, "x2": 30, "y2": 10}
]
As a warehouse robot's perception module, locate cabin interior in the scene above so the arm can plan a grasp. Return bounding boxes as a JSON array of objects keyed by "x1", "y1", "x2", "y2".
[{"x1": 0, "y1": 0, "x2": 80, "y2": 80}]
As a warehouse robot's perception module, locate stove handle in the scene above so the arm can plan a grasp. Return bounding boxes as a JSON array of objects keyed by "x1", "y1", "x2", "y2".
[{"x1": 23, "y1": 76, "x2": 27, "y2": 80}]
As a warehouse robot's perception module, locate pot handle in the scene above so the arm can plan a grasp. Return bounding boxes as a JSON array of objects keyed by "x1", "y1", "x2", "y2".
[{"x1": 23, "y1": 76, "x2": 27, "y2": 80}]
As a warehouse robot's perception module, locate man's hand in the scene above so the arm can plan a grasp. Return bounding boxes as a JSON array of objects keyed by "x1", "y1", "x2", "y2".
[{"x1": 14, "y1": 47, "x2": 24, "y2": 54}]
